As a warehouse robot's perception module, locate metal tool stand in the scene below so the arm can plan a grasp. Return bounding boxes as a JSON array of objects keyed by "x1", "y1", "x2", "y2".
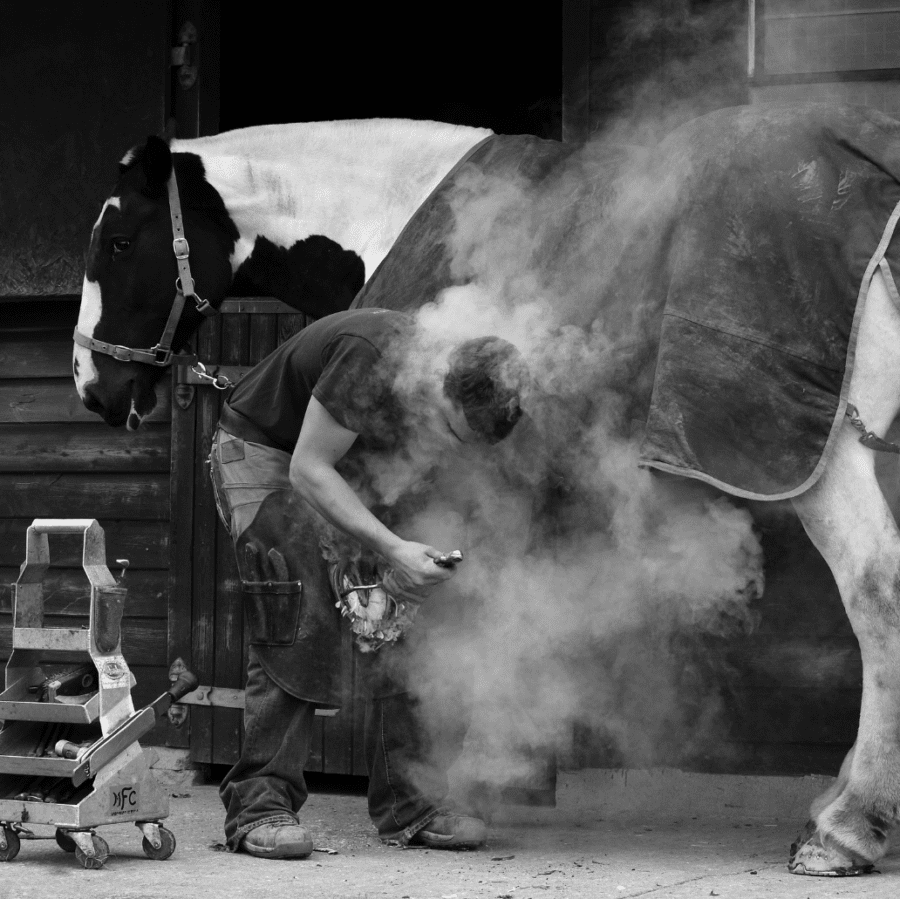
[{"x1": 0, "y1": 520, "x2": 179, "y2": 868}]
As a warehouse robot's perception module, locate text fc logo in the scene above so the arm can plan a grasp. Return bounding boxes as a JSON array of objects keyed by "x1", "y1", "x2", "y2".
[{"x1": 111, "y1": 785, "x2": 138, "y2": 813}]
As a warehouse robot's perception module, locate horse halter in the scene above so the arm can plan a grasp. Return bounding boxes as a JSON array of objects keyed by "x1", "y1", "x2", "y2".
[{"x1": 73, "y1": 170, "x2": 218, "y2": 370}]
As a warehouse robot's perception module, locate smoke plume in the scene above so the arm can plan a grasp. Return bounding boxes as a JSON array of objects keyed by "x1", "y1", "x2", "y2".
[{"x1": 358, "y1": 0, "x2": 762, "y2": 800}]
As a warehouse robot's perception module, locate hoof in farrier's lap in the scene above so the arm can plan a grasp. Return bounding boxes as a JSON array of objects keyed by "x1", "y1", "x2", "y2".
[{"x1": 788, "y1": 821, "x2": 874, "y2": 876}]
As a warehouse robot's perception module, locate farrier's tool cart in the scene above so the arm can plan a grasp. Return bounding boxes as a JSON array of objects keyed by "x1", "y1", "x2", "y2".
[{"x1": 0, "y1": 520, "x2": 197, "y2": 868}]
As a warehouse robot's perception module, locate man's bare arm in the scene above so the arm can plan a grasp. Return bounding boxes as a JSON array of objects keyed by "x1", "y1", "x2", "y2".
[{"x1": 289, "y1": 397, "x2": 454, "y2": 593}]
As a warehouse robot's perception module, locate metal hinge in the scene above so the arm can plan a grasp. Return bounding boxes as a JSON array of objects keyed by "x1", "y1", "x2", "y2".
[
  {"x1": 166, "y1": 660, "x2": 338, "y2": 717},
  {"x1": 171, "y1": 22, "x2": 198, "y2": 90},
  {"x1": 175, "y1": 364, "x2": 253, "y2": 387},
  {"x1": 176, "y1": 684, "x2": 338, "y2": 717}
]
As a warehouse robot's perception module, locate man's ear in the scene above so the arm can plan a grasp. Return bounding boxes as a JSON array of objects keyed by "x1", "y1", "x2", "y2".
[{"x1": 140, "y1": 135, "x2": 173, "y2": 197}]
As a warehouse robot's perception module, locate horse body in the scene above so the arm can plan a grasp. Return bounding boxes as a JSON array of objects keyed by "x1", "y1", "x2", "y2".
[
  {"x1": 176, "y1": 120, "x2": 491, "y2": 276},
  {"x1": 73, "y1": 119, "x2": 490, "y2": 425},
  {"x1": 72, "y1": 105, "x2": 900, "y2": 874}
]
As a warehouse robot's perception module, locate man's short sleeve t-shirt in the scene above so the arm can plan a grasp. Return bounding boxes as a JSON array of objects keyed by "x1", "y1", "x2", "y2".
[{"x1": 223, "y1": 308, "x2": 410, "y2": 453}]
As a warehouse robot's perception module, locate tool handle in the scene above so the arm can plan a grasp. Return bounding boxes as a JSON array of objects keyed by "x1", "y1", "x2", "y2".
[
  {"x1": 54, "y1": 739, "x2": 88, "y2": 760},
  {"x1": 168, "y1": 670, "x2": 200, "y2": 703},
  {"x1": 434, "y1": 550, "x2": 463, "y2": 569},
  {"x1": 63, "y1": 672, "x2": 198, "y2": 785},
  {"x1": 146, "y1": 670, "x2": 200, "y2": 721},
  {"x1": 29, "y1": 519, "x2": 98, "y2": 534}
]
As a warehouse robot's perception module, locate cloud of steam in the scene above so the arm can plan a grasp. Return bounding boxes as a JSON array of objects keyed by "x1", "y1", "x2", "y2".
[
  {"x1": 591, "y1": 0, "x2": 749, "y2": 147},
  {"x1": 379, "y1": 370, "x2": 764, "y2": 790},
  {"x1": 351, "y1": 0, "x2": 762, "y2": 797}
]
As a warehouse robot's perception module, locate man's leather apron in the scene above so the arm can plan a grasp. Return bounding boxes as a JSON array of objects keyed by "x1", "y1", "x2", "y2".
[{"x1": 209, "y1": 428, "x2": 346, "y2": 706}]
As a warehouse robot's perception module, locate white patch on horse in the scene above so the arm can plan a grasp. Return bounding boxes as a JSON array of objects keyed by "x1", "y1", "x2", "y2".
[
  {"x1": 127, "y1": 400, "x2": 143, "y2": 432},
  {"x1": 173, "y1": 120, "x2": 492, "y2": 278},
  {"x1": 74, "y1": 197, "x2": 122, "y2": 398},
  {"x1": 74, "y1": 276, "x2": 101, "y2": 398}
]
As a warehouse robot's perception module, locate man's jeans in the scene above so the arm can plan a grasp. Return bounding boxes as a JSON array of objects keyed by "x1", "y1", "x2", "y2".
[{"x1": 211, "y1": 427, "x2": 469, "y2": 848}]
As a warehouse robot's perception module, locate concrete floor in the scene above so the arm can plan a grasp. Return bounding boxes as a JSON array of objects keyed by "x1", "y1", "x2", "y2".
[{"x1": 2, "y1": 772, "x2": 900, "y2": 899}]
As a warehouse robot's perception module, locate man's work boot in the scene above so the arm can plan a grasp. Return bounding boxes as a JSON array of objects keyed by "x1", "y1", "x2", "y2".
[
  {"x1": 409, "y1": 814, "x2": 487, "y2": 850},
  {"x1": 240, "y1": 823, "x2": 314, "y2": 859}
]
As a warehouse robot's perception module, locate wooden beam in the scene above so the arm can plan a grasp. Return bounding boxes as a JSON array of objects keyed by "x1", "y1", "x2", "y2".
[
  {"x1": 177, "y1": 685, "x2": 338, "y2": 716},
  {"x1": 0, "y1": 379, "x2": 171, "y2": 424},
  {"x1": 218, "y1": 299, "x2": 298, "y2": 314},
  {"x1": 0, "y1": 474, "x2": 169, "y2": 519},
  {"x1": 188, "y1": 310, "x2": 222, "y2": 762},
  {"x1": 1, "y1": 334, "x2": 86, "y2": 379},
  {"x1": 0, "y1": 569, "x2": 169, "y2": 618},
  {"x1": 0, "y1": 423, "x2": 170, "y2": 472},
  {"x1": 210, "y1": 307, "x2": 247, "y2": 765},
  {"x1": 0, "y1": 519, "x2": 169, "y2": 570},
  {"x1": 0, "y1": 619, "x2": 167, "y2": 664}
]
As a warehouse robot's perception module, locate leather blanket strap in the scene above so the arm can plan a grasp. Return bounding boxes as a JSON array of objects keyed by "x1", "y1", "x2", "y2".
[{"x1": 72, "y1": 168, "x2": 217, "y2": 368}]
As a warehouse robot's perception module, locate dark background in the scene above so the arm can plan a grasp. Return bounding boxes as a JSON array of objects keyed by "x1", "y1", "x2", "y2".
[{"x1": 218, "y1": 7, "x2": 563, "y2": 138}]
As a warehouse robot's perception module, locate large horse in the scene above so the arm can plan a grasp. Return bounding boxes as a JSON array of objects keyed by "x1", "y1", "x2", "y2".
[{"x1": 73, "y1": 102, "x2": 900, "y2": 876}]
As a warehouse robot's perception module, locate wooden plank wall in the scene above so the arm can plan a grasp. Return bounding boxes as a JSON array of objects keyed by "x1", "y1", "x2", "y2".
[
  {"x1": 0, "y1": 6, "x2": 167, "y2": 295},
  {"x1": 750, "y1": 2, "x2": 900, "y2": 117},
  {"x1": 0, "y1": 299, "x2": 173, "y2": 743}
]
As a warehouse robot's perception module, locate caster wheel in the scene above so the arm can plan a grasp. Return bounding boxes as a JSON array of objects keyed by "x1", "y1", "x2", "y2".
[
  {"x1": 55, "y1": 829, "x2": 77, "y2": 852},
  {"x1": 75, "y1": 833, "x2": 109, "y2": 869},
  {"x1": 0, "y1": 827, "x2": 20, "y2": 862},
  {"x1": 142, "y1": 826, "x2": 176, "y2": 860}
]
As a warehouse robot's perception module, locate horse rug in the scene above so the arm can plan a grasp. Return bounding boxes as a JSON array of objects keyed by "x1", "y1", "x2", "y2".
[{"x1": 354, "y1": 103, "x2": 900, "y2": 500}]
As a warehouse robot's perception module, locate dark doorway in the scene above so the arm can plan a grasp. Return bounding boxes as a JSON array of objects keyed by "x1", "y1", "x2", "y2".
[{"x1": 218, "y1": 6, "x2": 562, "y2": 139}]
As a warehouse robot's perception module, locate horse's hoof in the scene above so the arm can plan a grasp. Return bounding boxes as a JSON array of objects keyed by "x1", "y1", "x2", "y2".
[{"x1": 788, "y1": 821, "x2": 874, "y2": 876}]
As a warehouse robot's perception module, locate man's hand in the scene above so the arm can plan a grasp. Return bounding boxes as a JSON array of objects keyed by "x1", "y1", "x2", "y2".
[
  {"x1": 382, "y1": 541, "x2": 459, "y2": 601},
  {"x1": 291, "y1": 400, "x2": 465, "y2": 599}
]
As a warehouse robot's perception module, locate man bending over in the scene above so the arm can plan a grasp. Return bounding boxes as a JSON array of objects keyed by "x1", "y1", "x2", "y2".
[{"x1": 208, "y1": 307, "x2": 528, "y2": 859}]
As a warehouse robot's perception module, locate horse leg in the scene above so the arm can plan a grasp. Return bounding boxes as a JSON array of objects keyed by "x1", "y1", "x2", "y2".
[{"x1": 789, "y1": 266, "x2": 900, "y2": 874}]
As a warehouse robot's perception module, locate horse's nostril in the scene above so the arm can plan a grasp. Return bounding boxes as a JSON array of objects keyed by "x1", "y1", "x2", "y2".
[{"x1": 83, "y1": 387, "x2": 104, "y2": 414}]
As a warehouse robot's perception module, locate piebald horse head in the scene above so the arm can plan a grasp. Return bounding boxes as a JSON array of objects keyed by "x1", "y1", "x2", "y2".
[
  {"x1": 74, "y1": 137, "x2": 237, "y2": 429},
  {"x1": 74, "y1": 120, "x2": 492, "y2": 429}
]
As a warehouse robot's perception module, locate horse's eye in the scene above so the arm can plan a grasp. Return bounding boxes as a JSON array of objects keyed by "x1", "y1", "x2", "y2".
[{"x1": 111, "y1": 238, "x2": 131, "y2": 256}]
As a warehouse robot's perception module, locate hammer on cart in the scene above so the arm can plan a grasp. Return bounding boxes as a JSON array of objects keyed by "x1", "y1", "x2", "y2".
[{"x1": 55, "y1": 669, "x2": 199, "y2": 786}]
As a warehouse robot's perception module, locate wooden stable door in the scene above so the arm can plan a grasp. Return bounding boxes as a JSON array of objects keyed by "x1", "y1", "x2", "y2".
[{"x1": 165, "y1": 302, "x2": 367, "y2": 773}]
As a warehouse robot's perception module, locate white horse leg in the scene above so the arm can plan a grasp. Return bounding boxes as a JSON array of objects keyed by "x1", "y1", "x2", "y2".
[{"x1": 789, "y1": 266, "x2": 900, "y2": 874}]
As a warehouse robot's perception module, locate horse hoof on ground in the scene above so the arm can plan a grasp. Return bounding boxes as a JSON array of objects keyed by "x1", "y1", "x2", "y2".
[{"x1": 788, "y1": 821, "x2": 874, "y2": 876}]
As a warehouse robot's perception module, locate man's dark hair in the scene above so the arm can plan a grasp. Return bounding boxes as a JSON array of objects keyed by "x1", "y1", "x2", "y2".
[{"x1": 443, "y1": 336, "x2": 529, "y2": 444}]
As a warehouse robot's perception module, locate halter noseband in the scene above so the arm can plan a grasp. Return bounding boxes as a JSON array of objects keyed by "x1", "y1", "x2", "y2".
[{"x1": 73, "y1": 169, "x2": 217, "y2": 368}]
